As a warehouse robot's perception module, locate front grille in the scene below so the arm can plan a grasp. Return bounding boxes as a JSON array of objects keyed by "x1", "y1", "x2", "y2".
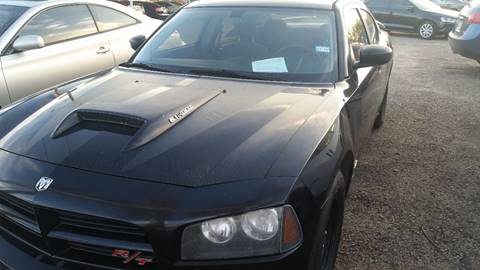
[
  {"x1": 0, "y1": 192, "x2": 47, "y2": 252},
  {"x1": 0, "y1": 192, "x2": 36, "y2": 222},
  {"x1": 55, "y1": 211, "x2": 147, "y2": 243},
  {"x1": 0, "y1": 191, "x2": 156, "y2": 269}
]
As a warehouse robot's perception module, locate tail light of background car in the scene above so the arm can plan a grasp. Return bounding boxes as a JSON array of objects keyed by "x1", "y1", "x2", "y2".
[
  {"x1": 468, "y1": 13, "x2": 480, "y2": 24},
  {"x1": 155, "y1": 7, "x2": 168, "y2": 14}
]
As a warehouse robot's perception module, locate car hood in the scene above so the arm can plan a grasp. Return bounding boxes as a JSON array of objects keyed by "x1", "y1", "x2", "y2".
[
  {"x1": 0, "y1": 68, "x2": 334, "y2": 187},
  {"x1": 434, "y1": 8, "x2": 459, "y2": 17}
]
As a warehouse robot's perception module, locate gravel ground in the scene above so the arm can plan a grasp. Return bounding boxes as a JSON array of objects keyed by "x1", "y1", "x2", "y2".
[{"x1": 336, "y1": 35, "x2": 480, "y2": 270}]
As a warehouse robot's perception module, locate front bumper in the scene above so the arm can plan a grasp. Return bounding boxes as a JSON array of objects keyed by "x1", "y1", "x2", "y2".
[
  {"x1": 0, "y1": 150, "x2": 307, "y2": 270},
  {"x1": 438, "y1": 22, "x2": 456, "y2": 35},
  {"x1": 0, "y1": 227, "x2": 301, "y2": 270}
]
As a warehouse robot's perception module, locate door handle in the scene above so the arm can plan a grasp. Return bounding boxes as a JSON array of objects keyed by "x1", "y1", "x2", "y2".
[{"x1": 96, "y1": 46, "x2": 110, "y2": 54}]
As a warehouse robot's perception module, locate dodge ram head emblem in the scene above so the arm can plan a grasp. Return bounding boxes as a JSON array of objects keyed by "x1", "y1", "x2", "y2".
[{"x1": 35, "y1": 177, "x2": 54, "y2": 192}]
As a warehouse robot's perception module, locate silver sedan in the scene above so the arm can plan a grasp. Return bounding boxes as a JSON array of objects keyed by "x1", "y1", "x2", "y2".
[{"x1": 0, "y1": 0, "x2": 162, "y2": 107}]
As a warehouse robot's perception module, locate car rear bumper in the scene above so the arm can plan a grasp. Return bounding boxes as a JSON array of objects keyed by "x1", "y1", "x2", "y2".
[{"x1": 449, "y1": 30, "x2": 480, "y2": 60}]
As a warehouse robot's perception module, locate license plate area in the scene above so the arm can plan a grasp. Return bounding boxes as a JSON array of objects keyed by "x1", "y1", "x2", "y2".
[{"x1": 455, "y1": 21, "x2": 463, "y2": 32}]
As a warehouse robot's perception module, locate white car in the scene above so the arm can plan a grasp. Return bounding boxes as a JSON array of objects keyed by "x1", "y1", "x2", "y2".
[{"x1": 0, "y1": 0, "x2": 162, "y2": 107}]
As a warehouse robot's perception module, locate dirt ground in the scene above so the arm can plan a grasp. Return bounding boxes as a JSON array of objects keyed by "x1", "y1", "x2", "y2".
[{"x1": 336, "y1": 35, "x2": 480, "y2": 270}]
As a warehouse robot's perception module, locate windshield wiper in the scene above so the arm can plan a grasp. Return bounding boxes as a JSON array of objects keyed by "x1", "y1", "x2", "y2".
[
  {"x1": 185, "y1": 68, "x2": 287, "y2": 81},
  {"x1": 121, "y1": 62, "x2": 177, "y2": 73}
]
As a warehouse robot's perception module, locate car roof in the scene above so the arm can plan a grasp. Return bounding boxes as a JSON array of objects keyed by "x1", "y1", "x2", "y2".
[
  {"x1": 187, "y1": 0, "x2": 339, "y2": 10},
  {"x1": 0, "y1": 0, "x2": 152, "y2": 18},
  {"x1": 0, "y1": 1, "x2": 45, "y2": 8},
  {"x1": 0, "y1": 0, "x2": 152, "y2": 11}
]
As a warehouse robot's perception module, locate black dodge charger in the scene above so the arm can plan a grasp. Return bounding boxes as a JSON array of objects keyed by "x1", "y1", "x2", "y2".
[{"x1": 0, "y1": 0, "x2": 393, "y2": 269}]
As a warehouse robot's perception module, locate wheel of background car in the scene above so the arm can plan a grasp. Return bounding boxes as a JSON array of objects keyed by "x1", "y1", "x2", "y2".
[
  {"x1": 418, "y1": 21, "x2": 437, "y2": 39},
  {"x1": 307, "y1": 171, "x2": 346, "y2": 270}
]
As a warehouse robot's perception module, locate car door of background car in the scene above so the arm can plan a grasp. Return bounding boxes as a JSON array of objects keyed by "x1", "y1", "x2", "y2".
[
  {"x1": 343, "y1": 6, "x2": 388, "y2": 153},
  {"x1": 0, "y1": 4, "x2": 115, "y2": 102},
  {"x1": 89, "y1": 4, "x2": 159, "y2": 65},
  {"x1": 365, "y1": 0, "x2": 392, "y2": 26},
  {"x1": 0, "y1": 61, "x2": 10, "y2": 107},
  {"x1": 389, "y1": 0, "x2": 421, "y2": 31}
]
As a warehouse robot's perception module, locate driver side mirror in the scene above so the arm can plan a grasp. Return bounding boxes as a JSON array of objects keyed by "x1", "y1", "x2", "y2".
[
  {"x1": 13, "y1": 35, "x2": 45, "y2": 52},
  {"x1": 354, "y1": 45, "x2": 393, "y2": 69},
  {"x1": 130, "y1": 35, "x2": 146, "y2": 51}
]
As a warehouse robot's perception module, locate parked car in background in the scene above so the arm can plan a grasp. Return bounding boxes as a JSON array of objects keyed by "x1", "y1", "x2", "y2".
[
  {"x1": 112, "y1": 0, "x2": 181, "y2": 19},
  {"x1": 449, "y1": 0, "x2": 480, "y2": 63},
  {"x1": 0, "y1": 0, "x2": 393, "y2": 269},
  {"x1": 365, "y1": 0, "x2": 459, "y2": 39},
  {"x1": 0, "y1": 0, "x2": 161, "y2": 108},
  {"x1": 431, "y1": 0, "x2": 466, "y2": 11}
]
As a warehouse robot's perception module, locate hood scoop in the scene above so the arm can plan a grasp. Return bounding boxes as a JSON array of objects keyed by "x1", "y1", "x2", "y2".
[
  {"x1": 52, "y1": 110, "x2": 146, "y2": 139},
  {"x1": 51, "y1": 89, "x2": 226, "y2": 151}
]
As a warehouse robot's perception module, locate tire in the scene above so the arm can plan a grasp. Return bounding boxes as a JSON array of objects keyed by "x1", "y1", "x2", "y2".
[
  {"x1": 418, "y1": 21, "x2": 437, "y2": 39},
  {"x1": 373, "y1": 85, "x2": 388, "y2": 130},
  {"x1": 307, "y1": 172, "x2": 346, "y2": 270}
]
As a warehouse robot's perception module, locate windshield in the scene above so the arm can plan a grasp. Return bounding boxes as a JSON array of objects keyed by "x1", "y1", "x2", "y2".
[
  {"x1": 410, "y1": 0, "x2": 443, "y2": 11},
  {"x1": 0, "y1": 5, "x2": 27, "y2": 37},
  {"x1": 133, "y1": 7, "x2": 337, "y2": 83}
]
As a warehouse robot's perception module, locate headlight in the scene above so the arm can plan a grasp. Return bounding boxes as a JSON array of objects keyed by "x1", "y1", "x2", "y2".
[
  {"x1": 441, "y1": 17, "x2": 456, "y2": 23},
  {"x1": 201, "y1": 217, "x2": 237, "y2": 243},
  {"x1": 181, "y1": 205, "x2": 302, "y2": 260},
  {"x1": 241, "y1": 209, "x2": 279, "y2": 241}
]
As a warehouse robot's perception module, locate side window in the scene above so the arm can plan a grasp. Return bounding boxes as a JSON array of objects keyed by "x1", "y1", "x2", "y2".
[
  {"x1": 89, "y1": 5, "x2": 138, "y2": 32},
  {"x1": 366, "y1": 0, "x2": 389, "y2": 9},
  {"x1": 344, "y1": 8, "x2": 369, "y2": 61},
  {"x1": 18, "y1": 5, "x2": 97, "y2": 45},
  {"x1": 359, "y1": 9, "x2": 378, "y2": 44},
  {"x1": 390, "y1": 0, "x2": 411, "y2": 9}
]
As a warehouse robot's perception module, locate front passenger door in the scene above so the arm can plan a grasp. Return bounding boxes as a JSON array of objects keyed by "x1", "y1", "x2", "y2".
[
  {"x1": 1, "y1": 5, "x2": 115, "y2": 102},
  {"x1": 344, "y1": 7, "x2": 385, "y2": 152}
]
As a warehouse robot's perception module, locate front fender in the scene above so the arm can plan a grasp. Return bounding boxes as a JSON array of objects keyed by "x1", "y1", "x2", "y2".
[{"x1": 297, "y1": 111, "x2": 354, "y2": 209}]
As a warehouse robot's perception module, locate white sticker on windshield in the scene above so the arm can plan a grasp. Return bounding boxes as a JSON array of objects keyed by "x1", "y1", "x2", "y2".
[
  {"x1": 315, "y1": 46, "x2": 331, "y2": 53},
  {"x1": 252, "y1": 58, "x2": 288, "y2": 73}
]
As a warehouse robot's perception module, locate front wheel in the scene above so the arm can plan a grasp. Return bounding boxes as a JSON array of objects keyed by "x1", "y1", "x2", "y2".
[
  {"x1": 418, "y1": 21, "x2": 437, "y2": 39},
  {"x1": 307, "y1": 172, "x2": 346, "y2": 270}
]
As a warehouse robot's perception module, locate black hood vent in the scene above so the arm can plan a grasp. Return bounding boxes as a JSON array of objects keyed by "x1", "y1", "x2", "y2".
[
  {"x1": 51, "y1": 110, "x2": 146, "y2": 139},
  {"x1": 51, "y1": 89, "x2": 226, "y2": 151}
]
